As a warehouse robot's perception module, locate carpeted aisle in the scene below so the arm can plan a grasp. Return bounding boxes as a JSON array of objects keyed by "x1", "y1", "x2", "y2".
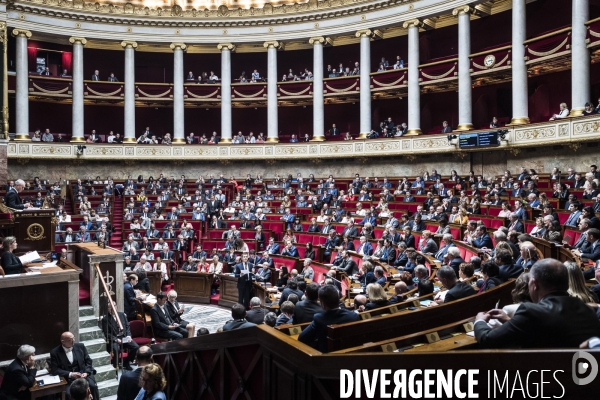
[{"x1": 181, "y1": 305, "x2": 232, "y2": 333}]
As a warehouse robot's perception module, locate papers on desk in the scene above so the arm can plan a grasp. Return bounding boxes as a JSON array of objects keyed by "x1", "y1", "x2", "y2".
[
  {"x1": 19, "y1": 251, "x2": 42, "y2": 264},
  {"x1": 420, "y1": 300, "x2": 433, "y2": 307},
  {"x1": 38, "y1": 375, "x2": 61, "y2": 385},
  {"x1": 25, "y1": 272, "x2": 41, "y2": 276},
  {"x1": 143, "y1": 294, "x2": 156, "y2": 304},
  {"x1": 0, "y1": 274, "x2": 21, "y2": 278},
  {"x1": 29, "y1": 261, "x2": 57, "y2": 270}
]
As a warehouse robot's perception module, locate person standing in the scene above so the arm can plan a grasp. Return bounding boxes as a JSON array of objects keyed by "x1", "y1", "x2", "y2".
[
  {"x1": 4, "y1": 179, "x2": 31, "y2": 209},
  {"x1": 117, "y1": 346, "x2": 153, "y2": 400},
  {"x1": 101, "y1": 301, "x2": 139, "y2": 370},
  {"x1": 234, "y1": 253, "x2": 254, "y2": 309}
]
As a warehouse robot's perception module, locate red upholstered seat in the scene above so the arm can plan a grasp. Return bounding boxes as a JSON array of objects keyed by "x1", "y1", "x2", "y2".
[{"x1": 130, "y1": 320, "x2": 152, "y2": 346}]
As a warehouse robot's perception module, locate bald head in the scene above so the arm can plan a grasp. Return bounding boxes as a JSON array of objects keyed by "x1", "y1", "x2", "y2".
[
  {"x1": 354, "y1": 294, "x2": 367, "y2": 307},
  {"x1": 60, "y1": 331, "x2": 75, "y2": 349},
  {"x1": 394, "y1": 281, "x2": 408, "y2": 295}
]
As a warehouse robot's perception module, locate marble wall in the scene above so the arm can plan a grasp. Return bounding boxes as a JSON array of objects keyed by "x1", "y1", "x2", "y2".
[{"x1": 6, "y1": 145, "x2": 599, "y2": 182}]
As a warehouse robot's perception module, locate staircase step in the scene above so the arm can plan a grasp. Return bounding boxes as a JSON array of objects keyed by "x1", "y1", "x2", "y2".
[
  {"x1": 90, "y1": 351, "x2": 112, "y2": 367},
  {"x1": 79, "y1": 306, "x2": 95, "y2": 317},
  {"x1": 80, "y1": 315, "x2": 100, "y2": 329},
  {"x1": 80, "y1": 326, "x2": 105, "y2": 342},
  {"x1": 81, "y1": 338, "x2": 107, "y2": 354},
  {"x1": 95, "y1": 363, "x2": 118, "y2": 383},
  {"x1": 98, "y1": 376, "x2": 120, "y2": 398}
]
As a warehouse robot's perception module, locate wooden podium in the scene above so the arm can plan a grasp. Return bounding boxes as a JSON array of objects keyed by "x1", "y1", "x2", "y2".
[
  {"x1": 8, "y1": 208, "x2": 56, "y2": 253},
  {"x1": 171, "y1": 271, "x2": 213, "y2": 303}
]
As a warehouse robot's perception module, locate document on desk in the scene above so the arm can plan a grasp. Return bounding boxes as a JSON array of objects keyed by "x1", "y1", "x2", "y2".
[
  {"x1": 39, "y1": 375, "x2": 61, "y2": 385},
  {"x1": 19, "y1": 251, "x2": 42, "y2": 264},
  {"x1": 29, "y1": 261, "x2": 58, "y2": 270}
]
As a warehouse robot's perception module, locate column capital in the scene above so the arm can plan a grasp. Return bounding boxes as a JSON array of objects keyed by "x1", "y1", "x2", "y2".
[
  {"x1": 170, "y1": 42, "x2": 187, "y2": 51},
  {"x1": 308, "y1": 36, "x2": 333, "y2": 46},
  {"x1": 402, "y1": 19, "x2": 424, "y2": 29},
  {"x1": 355, "y1": 29, "x2": 382, "y2": 39},
  {"x1": 69, "y1": 37, "x2": 87, "y2": 46},
  {"x1": 452, "y1": 5, "x2": 475, "y2": 16},
  {"x1": 11, "y1": 29, "x2": 32, "y2": 39},
  {"x1": 217, "y1": 43, "x2": 236, "y2": 52},
  {"x1": 120, "y1": 40, "x2": 138, "y2": 49},
  {"x1": 263, "y1": 40, "x2": 284, "y2": 50}
]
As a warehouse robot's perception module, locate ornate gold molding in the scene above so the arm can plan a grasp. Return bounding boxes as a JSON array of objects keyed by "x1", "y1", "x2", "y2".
[
  {"x1": 308, "y1": 37, "x2": 333, "y2": 46},
  {"x1": 120, "y1": 41, "x2": 138, "y2": 49},
  {"x1": 11, "y1": 28, "x2": 32, "y2": 39},
  {"x1": 217, "y1": 43, "x2": 236, "y2": 52},
  {"x1": 354, "y1": 29, "x2": 382, "y2": 39},
  {"x1": 170, "y1": 43, "x2": 187, "y2": 51},
  {"x1": 451, "y1": 5, "x2": 474, "y2": 16},
  {"x1": 69, "y1": 37, "x2": 88, "y2": 46},
  {"x1": 403, "y1": 19, "x2": 423, "y2": 29},
  {"x1": 263, "y1": 41, "x2": 284, "y2": 50}
]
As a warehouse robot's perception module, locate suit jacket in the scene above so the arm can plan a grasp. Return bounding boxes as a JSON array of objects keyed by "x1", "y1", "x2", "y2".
[
  {"x1": 76, "y1": 232, "x2": 91, "y2": 242},
  {"x1": 256, "y1": 268, "x2": 271, "y2": 282},
  {"x1": 338, "y1": 259, "x2": 358, "y2": 275},
  {"x1": 4, "y1": 189, "x2": 25, "y2": 210},
  {"x1": 117, "y1": 367, "x2": 143, "y2": 400},
  {"x1": 475, "y1": 293, "x2": 600, "y2": 348},
  {"x1": 419, "y1": 238, "x2": 438, "y2": 254},
  {"x1": 281, "y1": 246, "x2": 300, "y2": 258},
  {"x1": 580, "y1": 240, "x2": 600, "y2": 261},
  {"x1": 0, "y1": 359, "x2": 37, "y2": 400},
  {"x1": 101, "y1": 312, "x2": 132, "y2": 342},
  {"x1": 246, "y1": 308, "x2": 267, "y2": 324},
  {"x1": 444, "y1": 281, "x2": 476, "y2": 302},
  {"x1": 293, "y1": 300, "x2": 324, "y2": 324},
  {"x1": 448, "y1": 257, "x2": 466, "y2": 277},
  {"x1": 356, "y1": 242, "x2": 373, "y2": 256},
  {"x1": 124, "y1": 282, "x2": 137, "y2": 317},
  {"x1": 565, "y1": 211, "x2": 582, "y2": 227},
  {"x1": 498, "y1": 264, "x2": 523, "y2": 282},
  {"x1": 508, "y1": 220, "x2": 525, "y2": 233},
  {"x1": 234, "y1": 262, "x2": 254, "y2": 289},
  {"x1": 50, "y1": 342, "x2": 95, "y2": 380},
  {"x1": 435, "y1": 243, "x2": 454, "y2": 261},
  {"x1": 342, "y1": 226, "x2": 359, "y2": 237},
  {"x1": 298, "y1": 308, "x2": 361, "y2": 352},
  {"x1": 223, "y1": 319, "x2": 256, "y2": 331},
  {"x1": 472, "y1": 234, "x2": 493, "y2": 249},
  {"x1": 150, "y1": 304, "x2": 176, "y2": 337},
  {"x1": 266, "y1": 243, "x2": 280, "y2": 254}
]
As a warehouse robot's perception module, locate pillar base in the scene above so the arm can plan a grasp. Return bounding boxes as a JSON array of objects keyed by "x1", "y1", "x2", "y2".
[
  {"x1": 455, "y1": 123, "x2": 474, "y2": 131},
  {"x1": 509, "y1": 117, "x2": 530, "y2": 125},
  {"x1": 404, "y1": 129, "x2": 422, "y2": 136},
  {"x1": 13, "y1": 134, "x2": 31, "y2": 141},
  {"x1": 569, "y1": 108, "x2": 585, "y2": 117},
  {"x1": 219, "y1": 138, "x2": 232, "y2": 144},
  {"x1": 357, "y1": 132, "x2": 370, "y2": 139},
  {"x1": 70, "y1": 136, "x2": 85, "y2": 143},
  {"x1": 266, "y1": 137, "x2": 279, "y2": 143},
  {"x1": 311, "y1": 136, "x2": 326, "y2": 142},
  {"x1": 123, "y1": 138, "x2": 136, "y2": 143},
  {"x1": 172, "y1": 138, "x2": 186, "y2": 144}
]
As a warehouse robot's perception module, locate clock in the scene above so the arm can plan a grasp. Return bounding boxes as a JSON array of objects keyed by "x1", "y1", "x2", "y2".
[{"x1": 484, "y1": 54, "x2": 496, "y2": 68}]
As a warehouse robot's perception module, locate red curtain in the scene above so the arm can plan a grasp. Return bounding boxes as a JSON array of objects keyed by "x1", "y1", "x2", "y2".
[
  {"x1": 27, "y1": 47, "x2": 37, "y2": 73},
  {"x1": 62, "y1": 52, "x2": 72, "y2": 75}
]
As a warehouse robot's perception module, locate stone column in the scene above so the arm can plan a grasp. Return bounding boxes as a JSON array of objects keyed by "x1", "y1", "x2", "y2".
[
  {"x1": 402, "y1": 20, "x2": 422, "y2": 135},
  {"x1": 171, "y1": 43, "x2": 186, "y2": 143},
  {"x1": 69, "y1": 37, "x2": 87, "y2": 142},
  {"x1": 12, "y1": 29, "x2": 31, "y2": 141},
  {"x1": 218, "y1": 43, "x2": 235, "y2": 144},
  {"x1": 570, "y1": 0, "x2": 590, "y2": 116},
  {"x1": 355, "y1": 30, "x2": 374, "y2": 139},
  {"x1": 264, "y1": 41, "x2": 283, "y2": 143},
  {"x1": 453, "y1": 6, "x2": 473, "y2": 131},
  {"x1": 1, "y1": 22, "x2": 8, "y2": 139},
  {"x1": 121, "y1": 41, "x2": 137, "y2": 143},
  {"x1": 510, "y1": 0, "x2": 529, "y2": 125},
  {"x1": 309, "y1": 37, "x2": 328, "y2": 142}
]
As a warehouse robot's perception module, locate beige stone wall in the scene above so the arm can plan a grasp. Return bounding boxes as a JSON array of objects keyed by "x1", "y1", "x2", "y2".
[{"x1": 6, "y1": 145, "x2": 598, "y2": 182}]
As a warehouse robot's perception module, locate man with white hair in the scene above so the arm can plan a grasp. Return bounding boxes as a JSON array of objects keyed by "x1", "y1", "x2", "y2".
[
  {"x1": 4, "y1": 179, "x2": 31, "y2": 209},
  {"x1": 0, "y1": 344, "x2": 37, "y2": 399},
  {"x1": 446, "y1": 247, "x2": 465, "y2": 277},
  {"x1": 166, "y1": 290, "x2": 195, "y2": 338}
]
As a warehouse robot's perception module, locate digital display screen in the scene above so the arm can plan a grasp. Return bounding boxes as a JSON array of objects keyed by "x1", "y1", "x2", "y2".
[{"x1": 458, "y1": 132, "x2": 500, "y2": 149}]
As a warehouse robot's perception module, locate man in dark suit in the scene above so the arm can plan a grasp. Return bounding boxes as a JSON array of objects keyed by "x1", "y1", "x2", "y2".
[
  {"x1": 245, "y1": 297, "x2": 267, "y2": 324},
  {"x1": 333, "y1": 250, "x2": 358, "y2": 276},
  {"x1": 474, "y1": 259, "x2": 600, "y2": 348},
  {"x1": 124, "y1": 274, "x2": 138, "y2": 319},
  {"x1": 293, "y1": 283, "x2": 324, "y2": 324},
  {"x1": 101, "y1": 302, "x2": 139, "y2": 370},
  {"x1": 506, "y1": 213, "x2": 525, "y2": 233},
  {"x1": 446, "y1": 247, "x2": 465, "y2": 277},
  {"x1": 356, "y1": 236, "x2": 374, "y2": 256},
  {"x1": 116, "y1": 346, "x2": 153, "y2": 400},
  {"x1": 433, "y1": 266, "x2": 476, "y2": 304},
  {"x1": 329, "y1": 124, "x2": 339, "y2": 136},
  {"x1": 158, "y1": 245, "x2": 174, "y2": 262},
  {"x1": 342, "y1": 221, "x2": 358, "y2": 238},
  {"x1": 265, "y1": 237, "x2": 280, "y2": 255},
  {"x1": 495, "y1": 249, "x2": 523, "y2": 282},
  {"x1": 207, "y1": 195, "x2": 222, "y2": 218},
  {"x1": 298, "y1": 285, "x2": 360, "y2": 352},
  {"x1": 223, "y1": 303, "x2": 257, "y2": 331},
  {"x1": 49, "y1": 332, "x2": 99, "y2": 400},
  {"x1": 0, "y1": 345, "x2": 37, "y2": 400},
  {"x1": 441, "y1": 121, "x2": 452, "y2": 133},
  {"x1": 255, "y1": 262, "x2": 272, "y2": 283},
  {"x1": 573, "y1": 228, "x2": 600, "y2": 262},
  {"x1": 4, "y1": 179, "x2": 31, "y2": 209},
  {"x1": 150, "y1": 292, "x2": 188, "y2": 340},
  {"x1": 470, "y1": 225, "x2": 493, "y2": 249},
  {"x1": 234, "y1": 253, "x2": 254, "y2": 309},
  {"x1": 91, "y1": 70, "x2": 100, "y2": 80}
]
